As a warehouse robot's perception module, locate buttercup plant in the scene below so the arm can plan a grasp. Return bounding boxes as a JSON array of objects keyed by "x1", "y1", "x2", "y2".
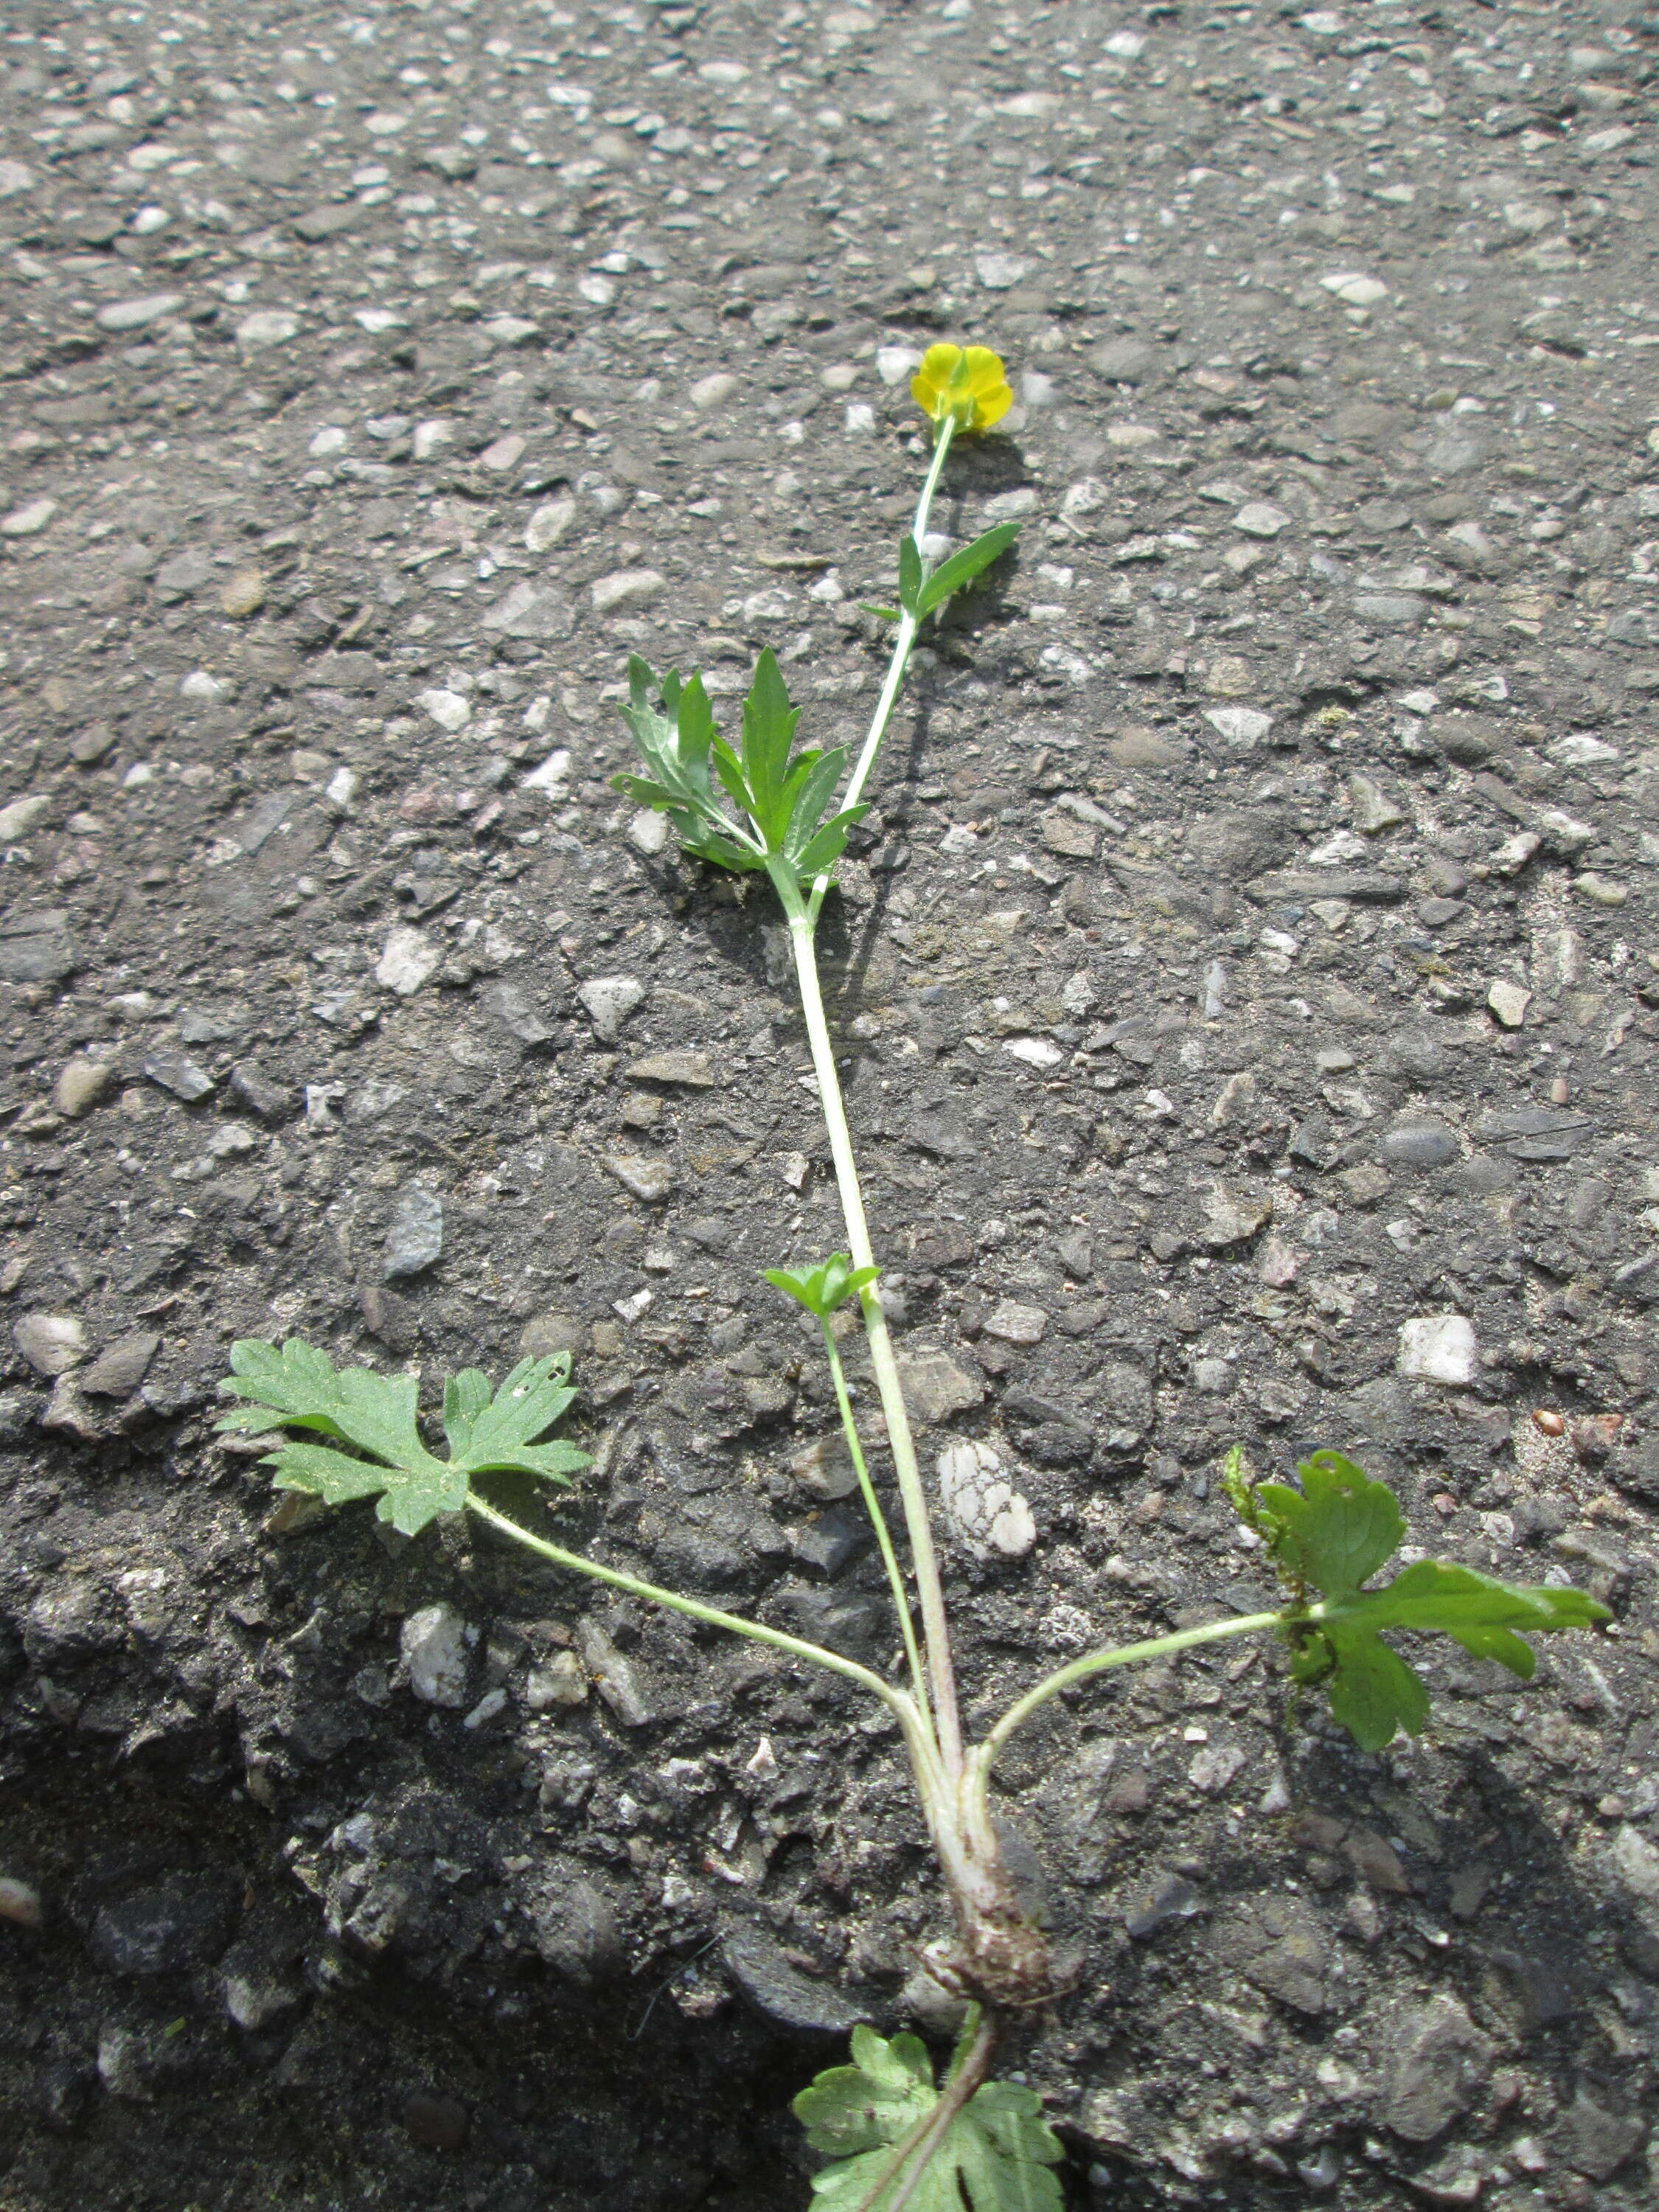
[{"x1": 219, "y1": 345, "x2": 1610, "y2": 2212}]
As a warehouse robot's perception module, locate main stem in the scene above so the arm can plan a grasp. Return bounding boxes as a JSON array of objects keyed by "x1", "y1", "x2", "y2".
[
  {"x1": 821, "y1": 1321, "x2": 933, "y2": 1730},
  {"x1": 805, "y1": 414, "x2": 956, "y2": 930},
  {"x1": 776, "y1": 882, "x2": 964, "y2": 1779}
]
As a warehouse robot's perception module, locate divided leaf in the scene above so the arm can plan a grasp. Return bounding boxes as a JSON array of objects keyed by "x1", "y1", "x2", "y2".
[
  {"x1": 217, "y1": 1341, "x2": 588, "y2": 1537},
  {"x1": 1307, "y1": 1559, "x2": 1610, "y2": 1753},
  {"x1": 1255, "y1": 1450, "x2": 1404, "y2": 1601},
  {"x1": 613, "y1": 656, "x2": 760, "y2": 872},
  {"x1": 441, "y1": 1356, "x2": 589, "y2": 1483},
  {"x1": 1231, "y1": 1447, "x2": 1611, "y2": 1753},
  {"x1": 796, "y1": 2025, "x2": 1063, "y2": 2212},
  {"x1": 612, "y1": 651, "x2": 865, "y2": 890}
]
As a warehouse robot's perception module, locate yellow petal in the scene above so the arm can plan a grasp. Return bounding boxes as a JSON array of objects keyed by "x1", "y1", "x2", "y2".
[
  {"x1": 919, "y1": 342, "x2": 965, "y2": 385},
  {"x1": 973, "y1": 380, "x2": 1013, "y2": 430},
  {"x1": 911, "y1": 343, "x2": 964, "y2": 421},
  {"x1": 959, "y1": 346, "x2": 1006, "y2": 395},
  {"x1": 912, "y1": 342, "x2": 1012, "y2": 433}
]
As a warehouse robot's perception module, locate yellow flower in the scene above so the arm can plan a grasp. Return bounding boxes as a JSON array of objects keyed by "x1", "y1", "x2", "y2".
[{"x1": 910, "y1": 343, "x2": 1012, "y2": 433}]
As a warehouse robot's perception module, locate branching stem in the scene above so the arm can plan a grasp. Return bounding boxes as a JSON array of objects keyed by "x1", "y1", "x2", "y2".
[{"x1": 964, "y1": 1611, "x2": 1285, "y2": 1832}]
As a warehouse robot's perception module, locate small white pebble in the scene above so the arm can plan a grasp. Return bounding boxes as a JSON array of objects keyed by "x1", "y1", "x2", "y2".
[{"x1": 0, "y1": 1877, "x2": 44, "y2": 1927}]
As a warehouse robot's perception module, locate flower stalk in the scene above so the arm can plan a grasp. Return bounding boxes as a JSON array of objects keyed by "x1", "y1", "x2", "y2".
[{"x1": 805, "y1": 411, "x2": 955, "y2": 928}]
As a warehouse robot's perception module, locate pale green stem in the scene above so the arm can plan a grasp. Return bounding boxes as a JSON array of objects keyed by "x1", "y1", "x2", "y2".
[
  {"x1": 804, "y1": 414, "x2": 956, "y2": 929},
  {"x1": 769, "y1": 870, "x2": 964, "y2": 1780},
  {"x1": 819, "y1": 1317, "x2": 933, "y2": 1733},
  {"x1": 965, "y1": 1611, "x2": 1286, "y2": 1830},
  {"x1": 465, "y1": 1494, "x2": 919, "y2": 1728}
]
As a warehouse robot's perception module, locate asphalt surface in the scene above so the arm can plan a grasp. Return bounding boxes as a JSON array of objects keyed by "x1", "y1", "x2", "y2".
[{"x1": 2, "y1": 2, "x2": 1658, "y2": 2208}]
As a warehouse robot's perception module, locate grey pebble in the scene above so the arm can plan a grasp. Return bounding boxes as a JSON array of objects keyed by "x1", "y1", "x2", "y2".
[
  {"x1": 1382, "y1": 1120, "x2": 1461, "y2": 1170},
  {"x1": 13, "y1": 1313, "x2": 86, "y2": 1378},
  {"x1": 400, "y1": 1603, "x2": 469, "y2": 1707},
  {"x1": 142, "y1": 1048, "x2": 215, "y2": 1104},
  {"x1": 95, "y1": 293, "x2": 184, "y2": 333},
  {"x1": 722, "y1": 1921, "x2": 868, "y2": 2035},
  {"x1": 1088, "y1": 337, "x2": 1158, "y2": 383},
  {"x1": 229, "y1": 1062, "x2": 296, "y2": 1121},
  {"x1": 54, "y1": 1055, "x2": 116, "y2": 1118},
  {"x1": 576, "y1": 1618, "x2": 653, "y2": 1727},
  {"x1": 0, "y1": 911, "x2": 75, "y2": 984},
  {"x1": 78, "y1": 1332, "x2": 161, "y2": 1399},
  {"x1": 481, "y1": 981, "x2": 556, "y2": 1049},
  {"x1": 382, "y1": 1186, "x2": 443, "y2": 1280},
  {"x1": 88, "y1": 1876, "x2": 237, "y2": 1978},
  {"x1": 604, "y1": 1154, "x2": 675, "y2": 1203},
  {"x1": 1416, "y1": 896, "x2": 1464, "y2": 928},
  {"x1": 577, "y1": 975, "x2": 644, "y2": 1042}
]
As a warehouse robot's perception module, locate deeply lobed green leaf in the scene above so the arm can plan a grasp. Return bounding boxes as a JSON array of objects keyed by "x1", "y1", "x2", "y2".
[
  {"x1": 1229, "y1": 1447, "x2": 1611, "y2": 1753},
  {"x1": 1256, "y1": 1450, "x2": 1404, "y2": 1599},
  {"x1": 796, "y1": 2024, "x2": 1063, "y2": 2212},
  {"x1": 612, "y1": 651, "x2": 865, "y2": 891},
  {"x1": 217, "y1": 1341, "x2": 589, "y2": 1537}
]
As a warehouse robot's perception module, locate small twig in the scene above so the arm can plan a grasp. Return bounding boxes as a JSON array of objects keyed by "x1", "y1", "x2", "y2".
[{"x1": 627, "y1": 1935, "x2": 720, "y2": 2040}]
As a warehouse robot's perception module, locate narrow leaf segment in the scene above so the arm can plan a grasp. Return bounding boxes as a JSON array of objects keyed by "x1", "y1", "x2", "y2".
[
  {"x1": 216, "y1": 1340, "x2": 589, "y2": 1537},
  {"x1": 917, "y1": 523, "x2": 1020, "y2": 619}
]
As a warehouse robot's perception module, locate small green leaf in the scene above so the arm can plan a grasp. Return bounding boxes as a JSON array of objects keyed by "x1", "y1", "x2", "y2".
[
  {"x1": 217, "y1": 1340, "x2": 590, "y2": 1537},
  {"x1": 860, "y1": 603, "x2": 902, "y2": 622},
  {"x1": 763, "y1": 1254, "x2": 880, "y2": 1320},
  {"x1": 783, "y1": 748, "x2": 849, "y2": 861},
  {"x1": 738, "y1": 647, "x2": 802, "y2": 844},
  {"x1": 1239, "y1": 1447, "x2": 1612, "y2": 1753},
  {"x1": 897, "y1": 534, "x2": 923, "y2": 617},
  {"x1": 917, "y1": 522, "x2": 1019, "y2": 619},
  {"x1": 795, "y1": 2022, "x2": 1063, "y2": 2212},
  {"x1": 443, "y1": 1354, "x2": 589, "y2": 1482}
]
